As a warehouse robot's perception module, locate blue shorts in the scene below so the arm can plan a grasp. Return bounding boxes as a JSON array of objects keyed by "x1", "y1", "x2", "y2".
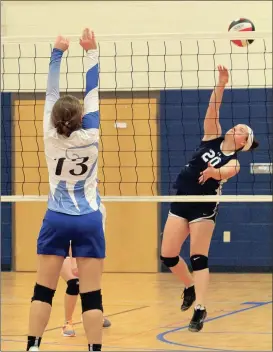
[{"x1": 37, "y1": 209, "x2": 105, "y2": 258}]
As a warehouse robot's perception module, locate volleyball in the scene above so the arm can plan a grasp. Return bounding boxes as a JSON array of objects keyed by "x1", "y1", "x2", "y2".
[{"x1": 228, "y1": 18, "x2": 255, "y2": 47}]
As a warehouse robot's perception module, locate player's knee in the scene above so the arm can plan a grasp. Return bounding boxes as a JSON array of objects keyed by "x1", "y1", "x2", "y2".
[
  {"x1": 160, "y1": 255, "x2": 179, "y2": 268},
  {"x1": 80, "y1": 289, "x2": 103, "y2": 313},
  {"x1": 190, "y1": 254, "x2": 208, "y2": 271},
  {"x1": 66, "y1": 278, "x2": 79, "y2": 296},
  {"x1": 31, "y1": 283, "x2": 56, "y2": 306}
]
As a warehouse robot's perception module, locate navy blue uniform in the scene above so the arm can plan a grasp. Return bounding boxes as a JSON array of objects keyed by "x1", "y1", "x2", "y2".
[{"x1": 170, "y1": 137, "x2": 237, "y2": 223}]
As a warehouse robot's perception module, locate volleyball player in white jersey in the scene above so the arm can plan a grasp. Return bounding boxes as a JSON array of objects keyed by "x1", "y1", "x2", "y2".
[
  {"x1": 27, "y1": 29, "x2": 104, "y2": 352},
  {"x1": 161, "y1": 66, "x2": 259, "y2": 332},
  {"x1": 61, "y1": 203, "x2": 111, "y2": 337}
]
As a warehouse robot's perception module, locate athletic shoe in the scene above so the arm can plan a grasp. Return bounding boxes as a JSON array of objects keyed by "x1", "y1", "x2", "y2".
[
  {"x1": 181, "y1": 285, "x2": 196, "y2": 311},
  {"x1": 81, "y1": 315, "x2": 111, "y2": 328},
  {"x1": 188, "y1": 305, "x2": 207, "y2": 332},
  {"x1": 62, "y1": 321, "x2": 76, "y2": 337},
  {"x1": 28, "y1": 347, "x2": 39, "y2": 351},
  {"x1": 103, "y1": 317, "x2": 111, "y2": 328}
]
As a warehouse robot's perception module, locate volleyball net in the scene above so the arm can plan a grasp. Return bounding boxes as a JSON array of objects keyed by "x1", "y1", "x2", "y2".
[{"x1": 1, "y1": 31, "x2": 272, "y2": 203}]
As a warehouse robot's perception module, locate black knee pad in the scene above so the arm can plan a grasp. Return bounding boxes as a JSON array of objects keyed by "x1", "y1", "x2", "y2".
[
  {"x1": 31, "y1": 283, "x2": 55, "y2": 306},
  {"x1": 190, "y1": 255, "x2": 208, "y2": 271},
  {"x1": 80, "y1": 289, "x2": 102, "y2": 313},
  {"x1": 160, "y1": 255, "x2": 179, "y2": 268},
  {"x1": 101, "y1": 294, "x2": 104, "y2": 313},
  {"x1": 66, "y1": 279, "x2": 79, "y2": 296}
]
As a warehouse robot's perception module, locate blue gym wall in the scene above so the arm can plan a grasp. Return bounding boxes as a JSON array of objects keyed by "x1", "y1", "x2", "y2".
[
  {"x1": 160, "y1": 88, "x2": 273, "y2": 272},
  {"x1": 1, "y1": 93, "x2": 12, "y2": 271}
]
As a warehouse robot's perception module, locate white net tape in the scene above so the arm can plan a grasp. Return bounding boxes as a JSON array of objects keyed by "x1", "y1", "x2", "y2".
[
  {"x1": 2, "y1": 31, "x2": 272, "y2": 43},
  {"x1": 1, "y1": 195, "x2": 272, "y2": 202}
]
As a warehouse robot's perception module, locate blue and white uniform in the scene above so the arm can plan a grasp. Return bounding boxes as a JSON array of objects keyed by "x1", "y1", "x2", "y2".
[
  {"x1": 37, "y1": 48, "x2": 105, "y2": 258},
  {"x1": 170, "y1": 137, "x2": 237, "y2": 223}
]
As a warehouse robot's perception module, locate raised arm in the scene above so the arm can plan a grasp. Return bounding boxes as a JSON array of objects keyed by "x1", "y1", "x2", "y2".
[
  {"x1": 202, "y1": 65, "x2": 229, "y2": 141},
  {"x1": 43, "y1": 36, "x2": 69, "y2": 133},
  {"x1": 80, "y1": 28, "x2": 99, "y2": 130}
]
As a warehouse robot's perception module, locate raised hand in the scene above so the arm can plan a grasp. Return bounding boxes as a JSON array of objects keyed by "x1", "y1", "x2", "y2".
[
  {"x1": 218, "y1": 65, "x2": 229, "y2": 86},
  {"x1": 54, "y1": 36, "x2": 70, "y2": 52},
  {"x1": 199, "y1": 162, "x2": 219, "y2": 184},
  {"x1": 79, "y1": 28, "x2": 97, "y2": 51}
]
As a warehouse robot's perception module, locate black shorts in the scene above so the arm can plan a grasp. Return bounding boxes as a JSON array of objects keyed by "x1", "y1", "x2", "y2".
[{"x1": 170, "y1": 200, "x2": 218, "y2": 223}]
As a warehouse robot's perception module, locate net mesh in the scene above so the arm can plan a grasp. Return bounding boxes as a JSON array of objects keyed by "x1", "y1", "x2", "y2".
[{"x1": 1, "y1": 34, "x2": 272, "y2": 201}]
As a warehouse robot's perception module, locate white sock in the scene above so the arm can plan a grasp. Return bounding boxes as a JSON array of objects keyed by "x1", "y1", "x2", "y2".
[{"x1": 195, "y1": 304, "x2": 205, "y2": 310}]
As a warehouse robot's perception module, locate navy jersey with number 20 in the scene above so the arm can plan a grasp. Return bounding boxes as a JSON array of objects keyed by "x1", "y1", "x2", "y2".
[{"x1": 175, "y1": 137, "x2": 237, "y2": 195}]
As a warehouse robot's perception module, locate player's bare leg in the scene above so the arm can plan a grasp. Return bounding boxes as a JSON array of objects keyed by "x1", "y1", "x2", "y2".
[
  {"x1": 61, "y1": 256, "x2": 111, "y2": 336},
  {"x1": 77, "y1": 257, "x2": 103, "y2": 351},
  {"x1": 27, "y1": 255, "x2": 64, "y2": 350},
  {"x1": 60, "y1": 257, "x2": 78, "y2": 336},
  {"x1": 188, "y1": 220, "x2": 214, "y2": 332},
  {"x1": 161, "y1": 215, "x2": 196, "y2": 310}
]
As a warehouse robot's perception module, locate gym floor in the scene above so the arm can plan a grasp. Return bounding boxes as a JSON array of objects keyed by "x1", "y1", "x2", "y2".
[{"x1": 1, "y1": 272, "x2": 272, "y2": 351}]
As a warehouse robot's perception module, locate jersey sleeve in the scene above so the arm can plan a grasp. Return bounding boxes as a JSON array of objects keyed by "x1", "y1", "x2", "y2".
[
  {"x1": 43, "y1": 48, "x2": 63, "y2": 133},
  {"x1": 82, "y1": 50, "x2": 99, "y2": 130}
]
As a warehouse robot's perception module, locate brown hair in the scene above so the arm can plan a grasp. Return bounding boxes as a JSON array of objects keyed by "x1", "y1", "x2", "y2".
[{"x1": 51, "y1": 95, "x2": 83, "y2": 137}]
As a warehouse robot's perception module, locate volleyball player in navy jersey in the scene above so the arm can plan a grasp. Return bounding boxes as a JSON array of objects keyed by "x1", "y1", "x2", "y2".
[
  {"x1": 27, "y1": 29, "x2": 104, "y2": 351},
  {"x1": 160, "y1": 65, "x2": 259, "y2": 332}
]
